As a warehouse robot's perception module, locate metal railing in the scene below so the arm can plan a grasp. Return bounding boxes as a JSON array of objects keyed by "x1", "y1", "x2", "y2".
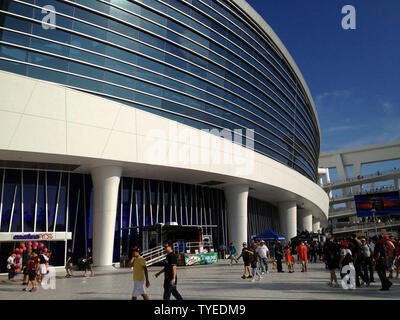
[
  {"x1": 323, "y1": 167, "x2": 400, "y2": 188},
  {"x1": 332, "y1": 219, "x2": 400, "y2": 234},
  {"x1": 138, "y1": 241, "x2": 215, "y2": 267},
  {"x1": 330, "y1": 185, "x2": 398, "y2": 202}
]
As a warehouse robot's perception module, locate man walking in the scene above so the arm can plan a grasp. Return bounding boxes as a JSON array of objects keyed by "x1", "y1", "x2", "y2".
[
  {"x1": 256, "y1": 240, "x2": 270, "y2": 274},
  {"x1": 129, "y1": 246, "x2": 150, "y2": 300},
  {"x1": 83, "y1": 248, "x2": 94, "y2": 277},
  {"x1": 65, "y1": 248, "x2": 73, "y2": 278},
  {"x1": 155, "y1": 241, "x2": 183, "y2": 300},
  {"x1": 372, "y1": 236, "x2": 392, "y2": 291},
  {"x1": 24, "y1": 251, "x2": 40, "y2": 292},
  {"x1": 22, "y1": 249, "x2": 32, "y2": 285},
  {"x1": 238, "y1": 242, "x2": 252, "y2": 279}
]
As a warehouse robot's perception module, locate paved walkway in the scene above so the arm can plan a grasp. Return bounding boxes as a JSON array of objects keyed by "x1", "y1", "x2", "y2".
[{"x1": 1, "y1": 260, "x2": 399, "y2": 300}]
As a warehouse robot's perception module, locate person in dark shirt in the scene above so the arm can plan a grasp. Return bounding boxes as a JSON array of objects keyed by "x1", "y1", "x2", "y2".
[
  {"x1": 84, "y1": 248, "x2": 94, "y2": 277},
  {"x1": 275, "y1": 242, "x2": 284, "y2": 272},
  {"x1": 24, "y1": 251, "x2": 40, "y2": 292},
  {"x1": 155, "y1": 241, "x2": 183, "y2": 300},
  {"x1": 65, "y1": 248, "x2": 73, "y2": 278},
  {"x1": 238, "y1": 242, "x2": 252, "y2": 279},
  {"x1": 372, "y1": 236, "x2": 392, "y2": 291},
  {"x1": 323, "y1": 239, "x2": 340, "y2": 287},
  {"x1": 22, "y1": 249, "x2": 32, "y2": 285}
]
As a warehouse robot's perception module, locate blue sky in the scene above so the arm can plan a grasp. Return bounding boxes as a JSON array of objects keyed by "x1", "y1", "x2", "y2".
[{"x1": 247, "y1": 0, "x2": 400, "y2": 153}]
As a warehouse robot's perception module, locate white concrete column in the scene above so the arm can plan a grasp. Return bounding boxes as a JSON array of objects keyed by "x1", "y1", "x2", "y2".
[
  {"x1": 312, "y1": 218, "x2": 321, "y2": 233},
  {"x1": 279, "y1": 201, "x2": 297, "y2": 241},
  {"x1": 91, "y1": 166, "x2": 122, "y2": 267},
  {"x1": 298, "y1": 210, "x2": 313, "y2": 232},
  {"x1": 395, "y1": 177, "x2": 399, "y2": 190},
  {"x1": 224, "y1": 185, "x2": 249, "y2": 251}
]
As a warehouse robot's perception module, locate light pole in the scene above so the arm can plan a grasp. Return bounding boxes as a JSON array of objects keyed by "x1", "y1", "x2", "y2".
[{"x1": 371, "y1": 208, "x2": 378, "y2": 236}]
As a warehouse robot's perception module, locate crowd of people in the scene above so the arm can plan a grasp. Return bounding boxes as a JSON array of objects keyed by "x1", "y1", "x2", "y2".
[
  {"x1": 323, "y1": 234, "x2": 400, "y2": 291},
  {"x1": 7, "y1": 248, "x2": 51, "y2": 292},
  {"x1": 228, "y1": 239, "x2": 324, "y2": 277},
  {"x1": 226, "y1": 234, "x2": 400, "y2": 292},
  {"x1": 6, "y1": 246, "x2": 94, "y2": 293}
]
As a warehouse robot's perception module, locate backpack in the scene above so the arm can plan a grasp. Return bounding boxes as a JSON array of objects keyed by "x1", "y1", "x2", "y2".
[
  {"x1": 39, "y1": 254, "x2": 47, "y2": 264},
  {"x1": 342, "y1": 249, "x2": 353, "y2": 266}
]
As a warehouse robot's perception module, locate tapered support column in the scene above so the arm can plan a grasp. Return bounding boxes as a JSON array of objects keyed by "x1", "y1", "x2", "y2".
[
  {"x1": 224, "y1": 185, "x2": 249, "y2": 251},
  {"x1": 312, "y1": 218, "x2": 321, "y2": 233},
  {"x1": 91, "y1": 166, "x2": 122, "y2": 267},
  {"x1": 279, "y1": 201, "x2": 297, "y2": 241},
  {"x1": 298, "y1": 210, "x2": 313, "y2": 232}
]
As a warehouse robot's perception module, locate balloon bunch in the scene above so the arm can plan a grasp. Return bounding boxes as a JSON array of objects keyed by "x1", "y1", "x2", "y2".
[{"x1": 13, "y1": 242, "x2": 50, "y2": 275}]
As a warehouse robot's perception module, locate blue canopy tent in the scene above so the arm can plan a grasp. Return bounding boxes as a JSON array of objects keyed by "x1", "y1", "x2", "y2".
[{"x1": 253, "y1": 230, "x2": 286, "y2": 241}]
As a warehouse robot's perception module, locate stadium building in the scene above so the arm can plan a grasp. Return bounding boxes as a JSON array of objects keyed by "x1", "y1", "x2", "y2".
[{"x1": 0, "y1": 0, "x2": 328, "y2": 269}]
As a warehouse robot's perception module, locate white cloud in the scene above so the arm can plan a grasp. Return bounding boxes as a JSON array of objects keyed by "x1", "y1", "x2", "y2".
[{"x1": 315, "y1": 89, "x2": 352, "y2": 105}]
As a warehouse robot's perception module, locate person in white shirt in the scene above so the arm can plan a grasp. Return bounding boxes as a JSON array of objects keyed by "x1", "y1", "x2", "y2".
[
  {"x1": 38, "y1": 251, "x2": 50, "y2": 283},
  {"x1": 256, "y1": 240, "x2": 271, "y2": 274},
  {"x1": 7, "y1": 253, "x2": 16, "y2": 281}
]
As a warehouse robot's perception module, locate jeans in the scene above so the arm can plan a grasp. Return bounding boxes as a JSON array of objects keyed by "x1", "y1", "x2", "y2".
[
  {"x1": 8, "y1": 265, "x2": 15, "y2": 280},
  {"x1": 259, "y1": 257, "x2": 268, "y2": 272},
  {"x1": 163, "y1": 280, "x2": 183, "y2": 300},
  {"x1": 376, "y1": 263, "x2": 392, "y2": 289},
  {"x1": 251, "y1": 267, "x2": 260, "y2": 277}
]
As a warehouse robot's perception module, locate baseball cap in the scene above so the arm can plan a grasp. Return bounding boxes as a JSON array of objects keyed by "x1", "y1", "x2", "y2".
[
  {"x1": 132, "y1": 246, "x2": 139, "y2": 252},
  {"x1": 384, "y1": 235, "x2": 390, "y2": 240},
  {"x1": 242, "y1": 242, "x2": 247, "y2": 245},
  {"x1": 260, "y1": 240, "x2": 265, "y2": 243}
]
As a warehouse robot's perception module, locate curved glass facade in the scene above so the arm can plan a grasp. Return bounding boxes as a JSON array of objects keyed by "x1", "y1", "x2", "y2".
[
  {"x1": 0, "y1": 168, "x2": 279, "y2": 269},
  {"x1": 0, "y1": 0, "x2": 320, "y2": 181}
]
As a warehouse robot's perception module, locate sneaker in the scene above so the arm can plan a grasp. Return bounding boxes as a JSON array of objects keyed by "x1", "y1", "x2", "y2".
[
  {"x1": 327, "y1": 282, "x2": 333, "y2": 287},
  {"x1": 334, "y1": 282, "x2": 340, "y2": 288},
  {"x1": 266, "y1": 271, "x2": 270, "y2": 274},
  {"x1": 22, "y1": 288, "x2": 29, "y2": 291},
  {"x1": 247, "y1": 275, "x2": 253, "y2": 279},
  {"x1": 261, "y1": 272, "x2": 265, "y2": 275},
  {"x1": 251, "y1": 278, "x2": 255, "y2": 282},
  {"x1": 241, "y1": 275, "x2": 246, "y2": 279},
  {"x1": 29, "y1": 287, "x2": 37, "y2": 293}
]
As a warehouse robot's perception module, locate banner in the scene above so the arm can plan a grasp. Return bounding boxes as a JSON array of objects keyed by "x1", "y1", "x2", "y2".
[
  {"x1": 354, "y1": 191, "x2": 400, "y2": 217},
  {"x1": 184, "y1": 253, "x2": 218, "y2": 266}
]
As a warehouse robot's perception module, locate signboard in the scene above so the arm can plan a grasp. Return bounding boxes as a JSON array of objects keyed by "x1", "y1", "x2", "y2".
[
  {"x1": 356, "y1": 232, "x2": 367, "y2": 237},
  {"x1": 0, "y1": 232, "x2": 72, "y2": 242},
  {"x1": 355, "y1": 191, "x2": 400, "y2": 217},
  {"x1": 184, "y1": 253, "x2": 218, "y2": 266}
]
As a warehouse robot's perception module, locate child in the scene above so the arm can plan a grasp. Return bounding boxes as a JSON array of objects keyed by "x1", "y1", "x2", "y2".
[{"x1": 284, "y1": 246, "x2": 294, "y2": 273}]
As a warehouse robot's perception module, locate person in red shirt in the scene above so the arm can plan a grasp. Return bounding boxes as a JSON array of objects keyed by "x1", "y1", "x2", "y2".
[
  {"x1": 24, "y1": 251, "x2": 40, "y2": 292},
  {"x1": 284, "y1": 246, "x2": 294, "y2": 273},
  {"x1": 297, "y1": 242, "x2": 308, "y2": 272}
]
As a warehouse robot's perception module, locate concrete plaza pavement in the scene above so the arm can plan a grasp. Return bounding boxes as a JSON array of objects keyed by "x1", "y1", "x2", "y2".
[{"x1": 1, "y1": 260, "x2": 399, "y2": 300}]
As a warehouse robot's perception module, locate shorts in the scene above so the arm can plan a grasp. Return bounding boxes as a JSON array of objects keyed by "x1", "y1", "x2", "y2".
[
  {"x1": 29, "y1": 271, "x2": 36, "y2": 281},
  {"x1": 300, "y1": 258, "x2": 307, "y2": 263},
  {"x1": 132, "y1": 280, "x2": 146, "y2": 297},
  {"x1": 23, "y1": 266, "x2": 29, "y2": 275},
  {"x1": 86, "y1": 263, "x2": 93, "y2": 270},
  {"x1": 39, "y1": 264, "x2": 47, "y2": 275},
  {"x1": 286, "y1": 257, "x2": 294, "y2": 264},
  {"x1": 243, "y1": 260, "x2": 250, "y2": 267}
]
